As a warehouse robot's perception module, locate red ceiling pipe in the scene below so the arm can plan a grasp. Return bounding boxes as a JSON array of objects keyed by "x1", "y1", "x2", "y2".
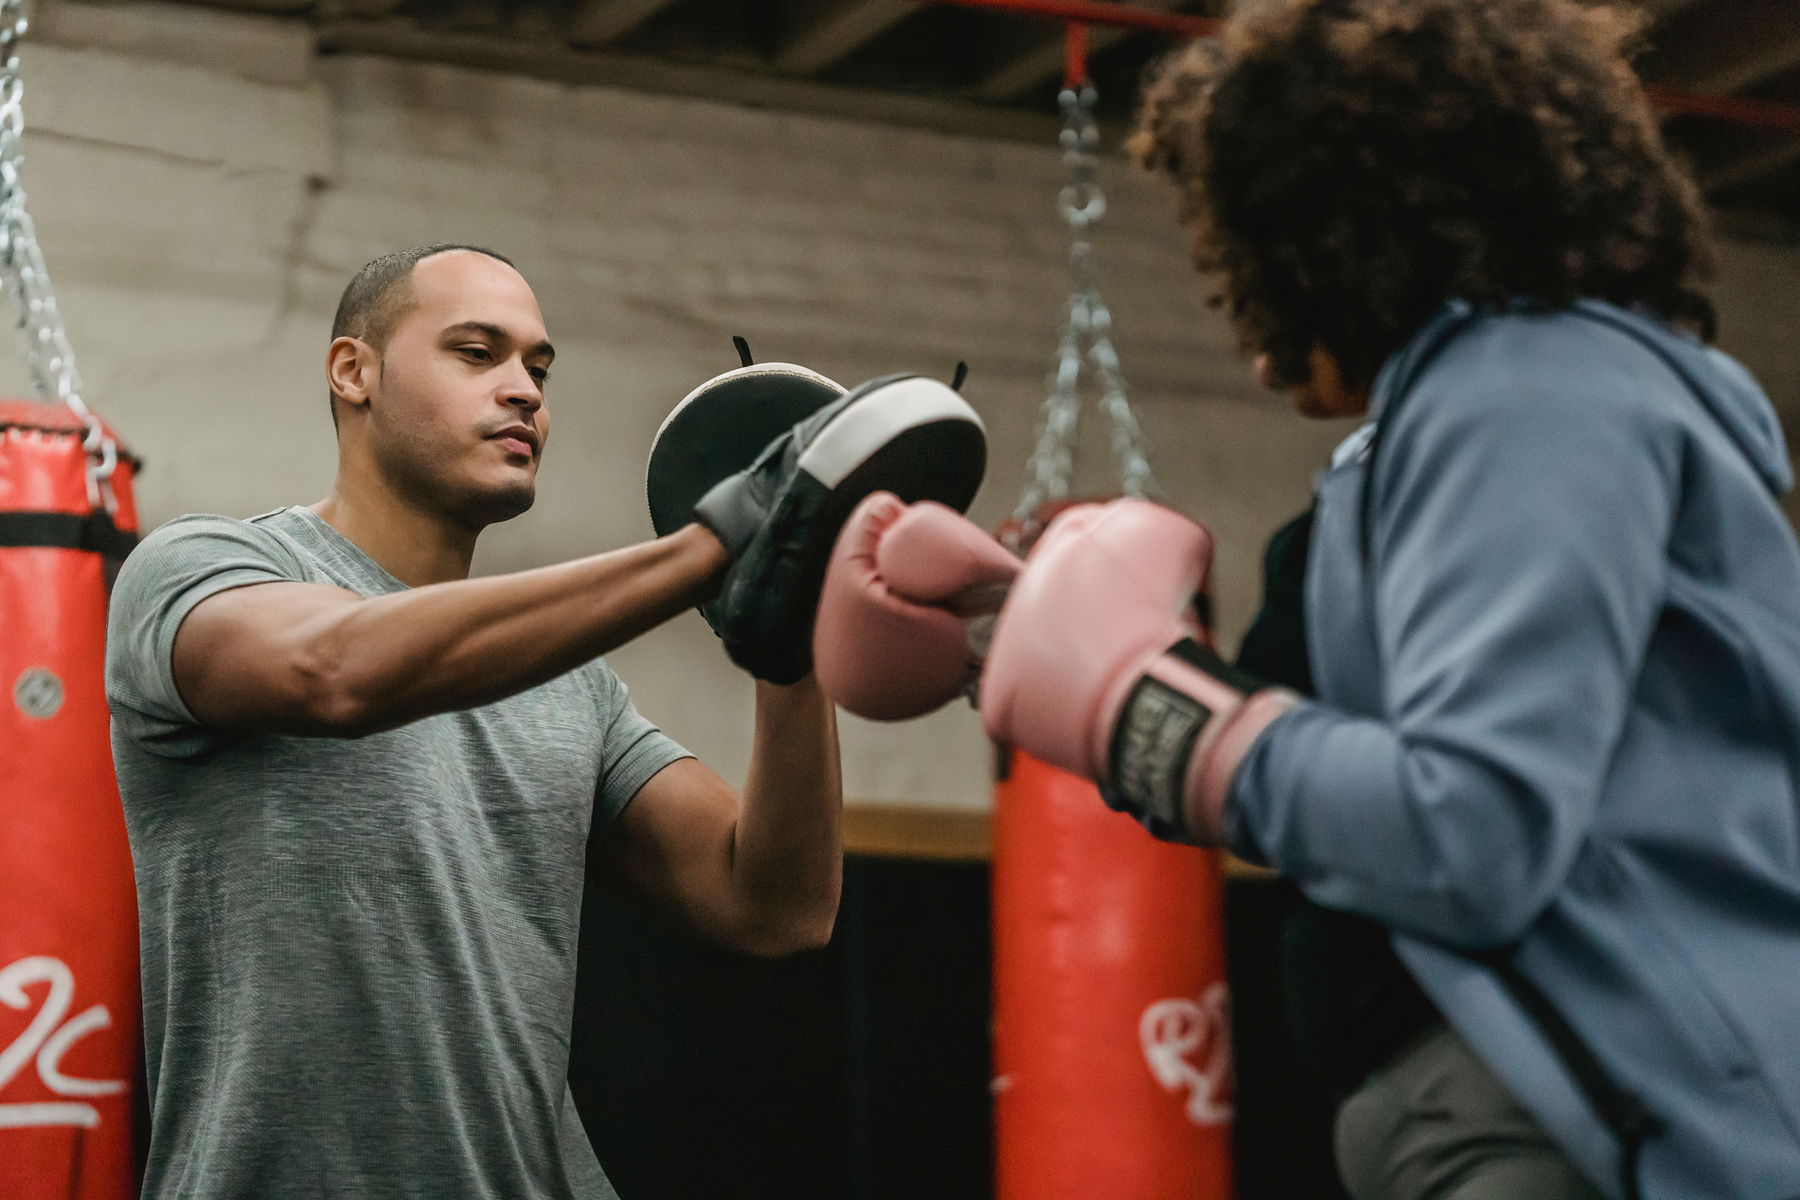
[
  {"x1": 1065, "y1": 21, "x2": 1088, "y2": 86},
  {"x1": 928, "y1": 0, "x2": 1800, "y2": 134},
  {"x1": 929, "y1": 0, "x2": 1217, "y2": 38},
  {"x1": 1646, "y1": 86, "x2": 1800, "y2": 135}
]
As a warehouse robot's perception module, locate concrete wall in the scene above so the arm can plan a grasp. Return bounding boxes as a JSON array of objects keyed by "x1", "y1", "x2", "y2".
[{"x1": 17, "y1": 1, "x2": 1800, "y2": 808}]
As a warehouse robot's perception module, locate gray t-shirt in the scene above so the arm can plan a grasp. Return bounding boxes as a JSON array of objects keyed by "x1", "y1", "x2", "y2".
[{"x1": 105, "y1": 506, "x2": 690, "y2": 1200}]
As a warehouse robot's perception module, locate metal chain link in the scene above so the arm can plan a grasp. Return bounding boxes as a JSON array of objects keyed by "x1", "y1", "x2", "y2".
[
  {"x1": 0, "y1": 0, "x2": 116, "y2": 510},
  {"x1": 1010, "y1": 83, "x2": 1156, "y2": 544}
]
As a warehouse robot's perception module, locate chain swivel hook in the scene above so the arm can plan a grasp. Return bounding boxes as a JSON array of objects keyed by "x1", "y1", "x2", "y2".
[
  {"x1": 1011, "y1": 81, "x2": 1158, "y2": 549},
  {"x1": 0, "y1": 0, "x2": 117, "y2": 512}
]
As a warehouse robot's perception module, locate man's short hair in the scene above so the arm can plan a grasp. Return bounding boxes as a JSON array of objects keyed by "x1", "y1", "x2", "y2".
[
  {"x1": 330, "y1": 242, "x2": 516, "y2": 352},
  {"x1": 327, "y1": 243, "x2": 515, "y2": 429}
]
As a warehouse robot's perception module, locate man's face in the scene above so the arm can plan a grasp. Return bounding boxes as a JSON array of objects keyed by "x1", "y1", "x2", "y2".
[{"x1": 364, "y1": 251, "x2": 555, "y2": 529}]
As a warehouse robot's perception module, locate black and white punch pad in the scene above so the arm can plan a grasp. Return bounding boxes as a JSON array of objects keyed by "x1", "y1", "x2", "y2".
[
  {"x1": 646, "y1": 347, "x2": 849, "y2": 539},
  {"x1": 646, "y1": 348, "x2": 986, "y2": 542}
]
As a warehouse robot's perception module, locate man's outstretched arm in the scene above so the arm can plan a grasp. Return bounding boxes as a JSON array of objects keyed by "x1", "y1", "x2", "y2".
[
  {"x1": 171, "y1": 525, "x2": 727, "y2": 738},
  {"x1": 588, "y1": 677, "x2": 843, "y2": 956}
]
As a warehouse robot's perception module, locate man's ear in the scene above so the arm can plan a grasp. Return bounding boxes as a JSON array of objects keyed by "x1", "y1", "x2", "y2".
[{"x1": 327, "y1": 336, "x2": 380, "y2": 415}]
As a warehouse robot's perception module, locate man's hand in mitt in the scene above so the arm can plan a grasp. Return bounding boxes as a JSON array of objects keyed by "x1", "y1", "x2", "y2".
[{"x1": 692, "y1": 375, "x2": 986, "y2": 684}]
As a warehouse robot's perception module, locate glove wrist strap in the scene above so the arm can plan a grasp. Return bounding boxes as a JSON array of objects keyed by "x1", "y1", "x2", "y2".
[
  {"x1": 1188, "y1": 687, "x2": 1301, "y2": 841},
  {"x1": 1106, "y1": 637, "x2": 1298, "y2": 844}
]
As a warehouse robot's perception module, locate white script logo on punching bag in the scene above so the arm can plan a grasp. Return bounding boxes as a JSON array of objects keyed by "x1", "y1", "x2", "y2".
[
  {"x1": 0, "y1": 956, "x2": 127, "y2": 1129},
  {"x1": 1140, "y1": 983, "x2": 1233, "y2": 1125}
]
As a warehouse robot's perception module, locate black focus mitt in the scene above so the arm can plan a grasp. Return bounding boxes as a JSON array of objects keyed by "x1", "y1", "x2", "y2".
[{"x1": 649, "y1": 346, "x2": 986, "y2": 683}]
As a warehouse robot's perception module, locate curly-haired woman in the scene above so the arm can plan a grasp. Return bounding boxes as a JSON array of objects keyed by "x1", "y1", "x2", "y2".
[
  {"x1": 1115, "y1": 2, "x2": 1800, "y2": 1197},
  {"x1": 809, "y1": 0, "x2": 1797, "y2": 1191}
]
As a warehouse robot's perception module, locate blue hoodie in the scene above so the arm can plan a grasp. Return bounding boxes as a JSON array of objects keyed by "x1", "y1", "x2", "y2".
[{"x1": 1228, "y1": 300, "x2": 1800, "y2": 1198}]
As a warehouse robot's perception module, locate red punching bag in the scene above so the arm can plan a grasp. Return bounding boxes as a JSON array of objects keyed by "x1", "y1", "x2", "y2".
[
  {"x1": 992, "y1": 757, "x2": 1234, "y2": 1200},
  {"x1": 993, "y1": 56, "x2": 1232, "y2": 1200},
  {"x1": 0, "y1": 398, "x2": 142, "y2": 1197},
  {"x1": 990, "y1": 502, "x2": 1234, "y2": 1200}
]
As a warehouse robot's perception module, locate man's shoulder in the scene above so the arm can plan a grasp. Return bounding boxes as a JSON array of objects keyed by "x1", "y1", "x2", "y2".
[
  {"x1": 119, "y1": 508, "x2": 310, "y2": 590},
  {"x1": 135, "y1": 507, "x2": 301, "y2": 553},
  {"x1": 141, "y1": 510, "x2": 253, "y2": 542},
  {"x1": 104, "y1": 508, "x2": 321, "y2": 737}
]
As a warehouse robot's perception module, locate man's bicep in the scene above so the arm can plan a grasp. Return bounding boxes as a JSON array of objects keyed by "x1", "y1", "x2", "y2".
[
  {"x1": 172, "y1": 580, "x2": 363, "y2": 734},
  {"x1": 587, "y1": 757, "x2": 741, "y2": 937},
  {"x1": 106, "y1": 516, "x2": 321, "y2": 754}
]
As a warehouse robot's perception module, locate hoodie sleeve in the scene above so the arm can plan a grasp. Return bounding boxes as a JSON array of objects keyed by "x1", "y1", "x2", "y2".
[{"x1": 1225, "y1": 330, "x2": 1682, "y2": 948}]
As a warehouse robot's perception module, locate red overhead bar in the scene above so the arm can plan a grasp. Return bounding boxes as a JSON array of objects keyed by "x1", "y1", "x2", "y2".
[
  {"x1": 927, "y1": 0, "x2": 1800, "y2": 135},
  {"x1": 929, "y1": 0, "x2": 1217, "y2": 39},
  {"x1": 1645, "y1": 86, "x2": 1800, "y2": 135},
  {"x1": 1063, "y1": 21, "x2": 1087, "y2": 87}
]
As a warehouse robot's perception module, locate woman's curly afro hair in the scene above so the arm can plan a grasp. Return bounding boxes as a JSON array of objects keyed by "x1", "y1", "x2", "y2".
[{"x1": 1129, "y1": 0, "x2": 1718, "y2": 393}]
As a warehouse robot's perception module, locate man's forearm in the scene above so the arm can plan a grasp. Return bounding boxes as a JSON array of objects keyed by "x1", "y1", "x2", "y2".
[
  {"x1": 343, "y1": 527, "x2": 724, "y2": 731},
  {"x1": 727, "y1": 676, "x2": 843, "y2": 952},
  {"x1": 186, "y1": 525, "x2": 726, "y2": 736}
]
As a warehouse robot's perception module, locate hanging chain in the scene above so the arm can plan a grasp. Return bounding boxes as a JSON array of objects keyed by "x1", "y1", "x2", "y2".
[
  {"x1": 0, "y1": 0, "x2": 116, "y2": 511},
  {"x1": 1010, "y1": 83, "x2": 1156, "y2": 546}
]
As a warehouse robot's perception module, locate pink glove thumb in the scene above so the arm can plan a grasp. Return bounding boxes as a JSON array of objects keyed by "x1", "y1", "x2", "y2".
[{"x1": 814, "y1": 492, "x2": 1020, "y2": 721}]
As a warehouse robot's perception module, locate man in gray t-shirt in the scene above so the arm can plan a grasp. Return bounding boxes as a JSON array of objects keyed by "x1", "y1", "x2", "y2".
[{"x1": 106, "y1": 244, "x2": 843, "y2": 1198}]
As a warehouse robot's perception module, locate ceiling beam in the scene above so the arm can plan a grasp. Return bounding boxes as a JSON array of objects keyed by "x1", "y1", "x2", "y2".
[
  {"x1": 566, "y1": 0, "x2": 681, "y2": 48},
  {"x1": 970, "y1": 0, "x2": 1185, "y2": 101},
  {"x1": 973, "y1": 27, "x2": 1114, "y2": 99},
  {"x1": 1650, "y1": 0, "x2": 1800, "y2": 94},
  {"x1": 435, "y1": 0, "x2": 505, "y2": 32},
  {"x1": 163, "y1": 0, "x2": 317, "y2": 12},
  {"x1": 1701, "y1": 138, "x2": 1800, "y2": 194},
  {"x1": 775, "y1": 0, "x2": 917, "y2": 75},
  {"x1": 315, "y1": 19, "x2": 1073, "y2": 144},
  {"x1": 1636, "y1": 0, "x2": 1706, "y2": 18}
]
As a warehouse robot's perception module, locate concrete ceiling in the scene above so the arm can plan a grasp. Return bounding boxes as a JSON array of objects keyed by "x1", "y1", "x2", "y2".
[{"x1": 72, "y1": 0, "x2": 1800, "y2": 228}]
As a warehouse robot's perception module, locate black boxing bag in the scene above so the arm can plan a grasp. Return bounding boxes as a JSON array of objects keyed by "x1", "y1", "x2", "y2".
[{"x1": 0, "y1": 399, "x2": 141, "y2": 1197}]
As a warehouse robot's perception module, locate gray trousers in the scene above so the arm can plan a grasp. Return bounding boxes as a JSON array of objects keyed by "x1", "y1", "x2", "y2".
[{"x1": 1334, "y1": 1023, "x2": 1606, "y2": 1200}]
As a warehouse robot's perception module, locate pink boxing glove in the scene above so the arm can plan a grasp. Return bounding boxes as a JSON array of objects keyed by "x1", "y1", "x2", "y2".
[
  {"x1": 981, "y1": 499, "x2": 1299, "y2": 844},
  {"x1": 813, "y1": 491, "x2": 1021, "y2": 721}
]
